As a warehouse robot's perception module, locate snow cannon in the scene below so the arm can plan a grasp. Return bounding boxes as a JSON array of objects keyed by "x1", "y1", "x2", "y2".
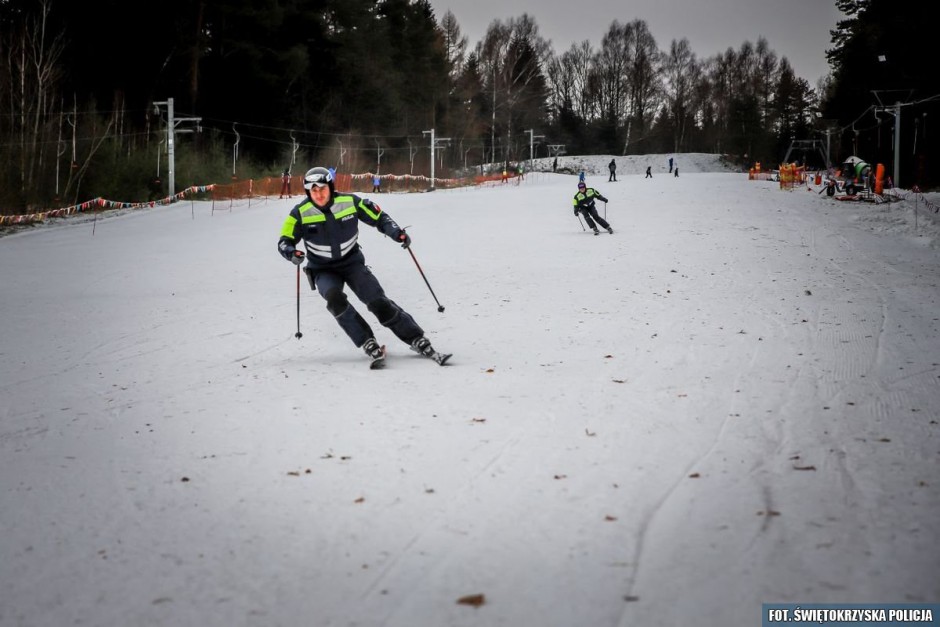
[{"x1": 839, "y1": 156, "x2": 873, "y2": 195}]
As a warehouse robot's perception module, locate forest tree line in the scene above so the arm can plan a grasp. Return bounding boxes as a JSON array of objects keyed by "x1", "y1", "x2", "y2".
[{"x1": 0, "y1": 0, "x2": 935, "y2": 211}]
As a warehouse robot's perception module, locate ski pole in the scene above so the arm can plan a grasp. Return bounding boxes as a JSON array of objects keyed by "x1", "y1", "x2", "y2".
[
  {"x1": 575, "y1": 212, "x2": 585, "y2": 231},
  {"x1": 406, "y1": 247, "x2": 445, "y2": 313},
  {"x1": 604, "y1": 201, "x2": 607, "y2": 220},
  {"x1": 294, "y1": 265, "x2": 303, "y2": 339}
]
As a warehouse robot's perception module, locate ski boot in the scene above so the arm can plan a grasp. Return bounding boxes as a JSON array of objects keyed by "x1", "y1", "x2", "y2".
[{"x1": 362, "y1": 337, "x2": 386, "y2": 368}]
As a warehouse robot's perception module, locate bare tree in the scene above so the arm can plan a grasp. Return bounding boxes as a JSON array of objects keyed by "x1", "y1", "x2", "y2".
[
  {"x1": 704, "y1": 48, "x2": 739, "y2": 153},
  {"x1": 624, "y1": 20, "x2": 662, "y2": 153},
  {"x1": 552, "y1": 41, "x2": 595, "y2": 121},
  {"x1": 594, "y1": 21, "x2": 631, "y2": 124},
  {"x1": 544, "y1": 53, "x2": 568, "y2": 125},
  {"x1": 474, "y1": 15, "x2": 550, "y2": 162},
  {"x1": 60, "y1": 95, "x2": 114, "y2": 204},
  {"x1": 475, "y1": 20, "x2": 510, "y2": 162},
  {"x1": 1, "y1": 0, "x2": 64, "y2": 205},
  {"x1": 663, "y1": 38, "x2": 698, "y2": 152}
]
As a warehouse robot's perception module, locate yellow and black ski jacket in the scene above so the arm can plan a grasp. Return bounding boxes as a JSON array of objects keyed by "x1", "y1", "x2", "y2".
[
  {"x1": 573, "y1": 188, "x2": 608, "y2": 213},
  {"x1": 278, "y1": 192, "x2": 403, "y2": 266}
]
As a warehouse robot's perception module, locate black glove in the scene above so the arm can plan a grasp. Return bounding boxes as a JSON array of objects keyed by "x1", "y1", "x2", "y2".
[
  {"x1": 278, "y1": 239, "x2": 294, "y2": 260},
  {"x1": 397, "y1": 229, "x2": 411, "y2": 249},
  {"x1": 573, "y1": 208, "x2": 580, "y2": 216},
  {"x1": 279, "y1": 238, "x2": 305, "y2": 264}
]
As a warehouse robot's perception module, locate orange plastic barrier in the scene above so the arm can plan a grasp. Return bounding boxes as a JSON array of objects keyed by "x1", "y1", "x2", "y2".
[{"x1": 778, "y1": 163, "x2": 806, "y2": 189}]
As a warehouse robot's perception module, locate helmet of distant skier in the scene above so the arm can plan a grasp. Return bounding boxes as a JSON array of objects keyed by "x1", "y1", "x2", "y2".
[{"x1": 303, "y1": 166, "x2": 334, "y2": 194}]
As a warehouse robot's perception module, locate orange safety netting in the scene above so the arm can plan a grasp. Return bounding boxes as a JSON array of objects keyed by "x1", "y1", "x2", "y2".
[
  {"x1": 210, "y1": 172, "x2": 480, "y2": 201},
  {"x1": 1, "y1": 171, "x2": 507, "y2": 228},
  {"x1": 0, "y1": 185, "x2": 213, "y2": 227}
]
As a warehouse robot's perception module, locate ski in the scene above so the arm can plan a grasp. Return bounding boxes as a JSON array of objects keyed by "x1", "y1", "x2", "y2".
[
  {"x1": 408, "y1": 349, "x2": 452, "y2": 365},
  {"x1": 369, "y1": 345, "x2": 451, "y2": 368},
  {"x1": 413, "y1": 347, "x2": 453, "y2": 365},
  {"x1": 415, "y1": 344, "x2": 452, "y2": 365},
  {"x1": 428, "y1": 351, "x2": 452, "y2": 366},
  {"x1": 408, "y1": 337, "x2": 452, "y2": 366},
  {"x1": 369, "y1": 345, "x2": 387, "y2": 369}
]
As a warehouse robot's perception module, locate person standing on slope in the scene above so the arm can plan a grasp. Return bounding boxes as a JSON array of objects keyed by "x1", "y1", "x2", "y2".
[
  {"x1": 608, "y1": 159, "x2": 617, "y2": 182},
  {"x1": 277, "y1": 166, "x2": 446, "y2": 365},
  {"x1": 573, "y1": 181, "x2": 613, "y2": 235}
]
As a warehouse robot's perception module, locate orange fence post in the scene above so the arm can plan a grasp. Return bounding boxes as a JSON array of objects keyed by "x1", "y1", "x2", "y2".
[{"x1": 874, "y1": 163, "x2": 885, "y2": 195}]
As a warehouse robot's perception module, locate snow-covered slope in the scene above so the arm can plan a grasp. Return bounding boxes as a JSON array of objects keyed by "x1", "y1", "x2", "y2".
[{"x1": 1, "y1": 161, "x2": 938, "y2": 627}]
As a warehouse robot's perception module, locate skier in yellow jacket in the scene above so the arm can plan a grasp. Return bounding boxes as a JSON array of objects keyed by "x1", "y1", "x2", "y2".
[
  {"x1": 572, "y1": 181, "x2": 613, "y2": 235},
  {"x1": 278, "y1": 166, "x2": 448, "y2": 365}
]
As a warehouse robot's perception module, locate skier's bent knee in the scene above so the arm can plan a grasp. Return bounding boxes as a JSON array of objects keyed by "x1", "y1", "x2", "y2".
[
  {"x1": 367, "y1": 297, "x2": 399, "y2": 324},
  {"x1": 325, "y1": 288, "x2": 350, "y2": 316}
]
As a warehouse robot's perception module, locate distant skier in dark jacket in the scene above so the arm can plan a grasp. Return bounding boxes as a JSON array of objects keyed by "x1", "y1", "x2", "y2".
[
  {"x1": 277, "y1": 166, "x2": 448, "y2": 365},
  {"x1": 572, "y1": 181, "x2": 613, "y2": 235},
  {"x1": 608, "y1": 159, "x2": 617, "y2": 182}
]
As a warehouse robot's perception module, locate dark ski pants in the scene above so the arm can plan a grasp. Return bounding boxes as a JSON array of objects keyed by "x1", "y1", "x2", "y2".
[
  {"x1": 310, "y1": 251, "x2": 423, "y2": 348},
  {"x1": 580, "y1": 207, "x2": 610, "y2": 231}
]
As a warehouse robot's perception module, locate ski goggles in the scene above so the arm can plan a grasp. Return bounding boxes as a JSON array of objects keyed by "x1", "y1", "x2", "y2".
[{"x1": 303, "y1": 170, "x2": 333, "y2": 189}]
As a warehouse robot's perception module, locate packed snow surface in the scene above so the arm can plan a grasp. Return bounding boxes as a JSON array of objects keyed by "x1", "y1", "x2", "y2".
[{"x1": 2, "y1": 154, "x2": 938, "y2": 626}]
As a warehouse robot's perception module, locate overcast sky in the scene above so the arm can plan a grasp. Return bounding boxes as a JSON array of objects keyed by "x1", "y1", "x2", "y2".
[{"x1": 430, "y1": 0, "x2": 842, "y2": 86}]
